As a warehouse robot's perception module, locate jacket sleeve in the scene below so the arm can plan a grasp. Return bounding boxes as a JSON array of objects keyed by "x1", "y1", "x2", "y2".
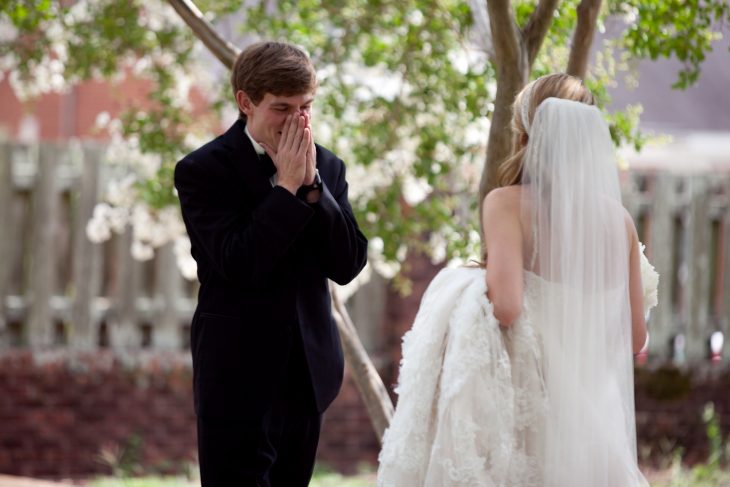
[
  {"x1": 175, "y1": 156, "x2": 314, "y2": 288},
  {"x1": 311, "y1": 159, "x2": 368, "y2": 285}
]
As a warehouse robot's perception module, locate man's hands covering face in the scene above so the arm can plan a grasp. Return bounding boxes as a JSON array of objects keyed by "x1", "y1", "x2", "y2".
[
  {"x1": 303, "y1": 113, "x2": 317, "y2": 186},
  {"x1": 260, "y1": 113, "x2": 317, "y2": 195}
]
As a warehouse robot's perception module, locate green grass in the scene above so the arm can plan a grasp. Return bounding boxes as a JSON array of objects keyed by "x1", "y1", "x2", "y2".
[
  {"x1": 649, "y1": 463, "x2": 730, "y2": 486},
  {"x1": 309, "y1": 465, "x2": 375, "y2": 487},
  {"x1": 88, "y1": 464, "x2": 376, "y2": 487},
  {"x1": 310, "y1": 472, "x2": 375, "y2": 486},
  {"x1": 90, "y1": 479, "x2": 196, "y2": 487},
  {"x1": 87, "y1": 466, "x2": 730, "y2": 487},
  {"x1": 88, "y1": 453, "x2": 730, "y2": 487}
]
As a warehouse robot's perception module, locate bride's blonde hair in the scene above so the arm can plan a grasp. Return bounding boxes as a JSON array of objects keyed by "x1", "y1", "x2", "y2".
[{"x1": 497, "y1": 74, "x2": 595, "y2": 187}]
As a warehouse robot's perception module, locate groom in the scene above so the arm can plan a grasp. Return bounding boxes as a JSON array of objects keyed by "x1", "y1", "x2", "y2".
[{"x1": 174, "y1": 41, "x2": 368, "y2": 486}]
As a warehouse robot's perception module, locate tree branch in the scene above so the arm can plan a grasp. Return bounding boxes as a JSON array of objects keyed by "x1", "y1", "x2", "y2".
[
  {"x1": 566, "y1": 0, "x2": 602, "y2": 79},
  {"x1": 522, "y1": 0, "x2": 560, "y2": 68},
  {"x1": 331, "y1": 285, "x2": 395, "y2": 444},
  {"x1": 486, "y1": 0, "x2": 523, "y2": 71},
  {"x1": 166, "y1": 0, "x2": 240, "y2": 69}
]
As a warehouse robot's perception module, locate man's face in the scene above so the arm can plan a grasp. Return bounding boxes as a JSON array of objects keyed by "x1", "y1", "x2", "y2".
[{"x1": 237, "y1": 91, "x2": 314, "y2": 149}]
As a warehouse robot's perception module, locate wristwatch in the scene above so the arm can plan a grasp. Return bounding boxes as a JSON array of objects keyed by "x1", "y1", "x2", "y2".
[{"x1": 298, "y1": 169, "x2": 322, "y2": 199}]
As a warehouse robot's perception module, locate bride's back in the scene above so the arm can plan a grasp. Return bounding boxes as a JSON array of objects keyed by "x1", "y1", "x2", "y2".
[
  {"x1": 488, "y1": 94, "x2": 647, "y2": 486},
  {"x1": 381, "y1": 75, "x2": 648, "y2": 487}
]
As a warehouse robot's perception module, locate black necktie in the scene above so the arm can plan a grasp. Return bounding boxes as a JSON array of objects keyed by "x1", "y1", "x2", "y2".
[{"x1": 259, "y1": 153, "x2": 277, "y2": 178}]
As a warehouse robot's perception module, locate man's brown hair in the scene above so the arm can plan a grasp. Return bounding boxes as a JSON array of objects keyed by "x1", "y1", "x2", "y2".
[{"x1": 231, "y1": 41, "x2": 317, "y2": 119}]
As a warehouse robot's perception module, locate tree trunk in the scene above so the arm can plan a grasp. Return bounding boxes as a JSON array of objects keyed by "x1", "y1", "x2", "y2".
[
  {"x1": 478, "y1": 0, "x2": 576, "y2": 258},
  {"x1": 478, "y1": 0, "x2": 530, "y2": 257},
  {"x1": 480, "y1": 65, "x2": 528, "y2": 200},
  {"x1": 167, "y1": 0, "x2": 396, "y2": 441},
  {"x1": 567, "y1": 0, "x2": 602, "y2": 79}
]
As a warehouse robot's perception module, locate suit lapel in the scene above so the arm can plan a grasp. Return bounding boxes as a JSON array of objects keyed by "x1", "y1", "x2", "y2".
[{"x1": 221, "y1": 119, "x2": 274, "y2": 206}]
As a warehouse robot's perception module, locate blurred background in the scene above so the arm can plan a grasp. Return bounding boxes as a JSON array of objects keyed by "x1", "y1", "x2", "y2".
[{"x1": 0, "y1": 1, "x2": 728, "y2": 485}]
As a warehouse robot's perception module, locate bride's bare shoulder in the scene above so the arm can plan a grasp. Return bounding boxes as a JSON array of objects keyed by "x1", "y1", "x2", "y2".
[{"x1": 481, "y1": 185, "x2": 522, "y2": 215}]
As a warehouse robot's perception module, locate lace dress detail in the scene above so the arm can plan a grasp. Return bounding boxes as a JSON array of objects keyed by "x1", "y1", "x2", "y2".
[
  {"x1": 378, "y1": 267, "x2": 548, "y2": 487},
  {"x1": 378, "y1": 268, "x2": 648, "y2": 486}
]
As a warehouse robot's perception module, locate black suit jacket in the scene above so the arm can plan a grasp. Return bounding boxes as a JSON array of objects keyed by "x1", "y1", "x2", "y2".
[{"x1": 174, "y1": 119, "x2": 368, "y2": 420}]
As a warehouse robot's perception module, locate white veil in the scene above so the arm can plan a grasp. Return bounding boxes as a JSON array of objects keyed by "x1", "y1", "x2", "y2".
[{"x1": 520, "y1": 97, "x2": 647, "y2": 486}]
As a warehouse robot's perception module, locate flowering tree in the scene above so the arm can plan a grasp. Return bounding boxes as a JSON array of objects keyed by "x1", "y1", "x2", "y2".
[
  {"x1": 478, "y1": 0, "x2": 730, "y2": 205},
  {"x1": 2, "y1": 0, "x2": 727, "y2": 440},
  {"x1": 4, "y1": 0, "x2": 727, "y2": 283}
]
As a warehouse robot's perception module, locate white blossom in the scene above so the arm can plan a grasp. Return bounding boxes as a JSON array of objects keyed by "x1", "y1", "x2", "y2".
[
  {"x1": 107, "y1": 206, "x2": 130, "y2": 233},
  {"x1": 0, "y1": 19, "x2": 18, "y2": 43},
  {"x1": 183, "y1": 132, "x2": 209, "y2": 151},
  {"x1": 371, "y1": 254, "x2": 401, "y2": 280},
  {"x1": 333, "y1": 262, "x2": 373, "y2": 303},
  {"x1": 396, "y1": 244, "x2": 407, "y2": 262},
  {"x1": 131, "y1": 240, "x2": 154, "y2": 261},
  {"x1": 66, "y1": 0, "x2": 93, "y2": 25},
  {"x1": 104, "y1": 130, "x2": 162, "y2": 179},
  {"x1": 131, "y1": 205, "x2": 171, "y2": 248},
  {"x1": 621, "y1": 5, "x2": 639, "y2": 24},
  {"x1": 402, "y1": 175, "x2": 432, "y2": 206},
  {"x1": 86, "y1": 203, "x2": 126, "y2": 242},
  {"x1": 43, "y1": 19, "x2": 65, "y2": 45},
  {"x1": 639, "y1": 243, "x2": 659, "y2": 316},
  {"x1": 132, "y1": 56, "x2": 152, "y2": 76},
  {"x1": 407, "y1": 9, "x2": 424, "y2": 27},
  {"x1": 174, "y1": 236, "x2": 198, "y2": 281},
  {"x1": 95, "y1": 111, "x2": 111, "y2": 129},
  {"x1": 428, "y1": 232, "x2": 448, "y2": 265},
  {"x1": 448, "y1": 50, "x2": 470, "y2": 75},
  {"x1": 167, "y1": 65, "x2": 193, "y2": 110},
  {"x1": 105, "y1": 175, "x2": 137, "y2": 208},
  {"x1": 344, "y1": 62, "x2": 405, "y2": 102},
  {"x1": 138, "y1": 2, "x2": 185, "y2": 31},
  {"x1": 367, "y1": 237, "x2": 404, "y2": 279},
  {"x1": 158, "y1": 205, "x2": 184, "y2": 229},
  {"x1": 370, "y1": 236, "x2": 385, "y2": 254},
  {"x1": 86, "y1": 212, "x2": 112, "y2": 243}
]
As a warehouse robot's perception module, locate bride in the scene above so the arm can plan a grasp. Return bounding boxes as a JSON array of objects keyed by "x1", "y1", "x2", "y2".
[{"x1": 377, "y1": 74, "x2": 651, "y2": 486}]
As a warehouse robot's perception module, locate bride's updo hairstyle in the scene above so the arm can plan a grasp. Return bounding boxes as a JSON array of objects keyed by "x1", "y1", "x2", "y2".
[{"x1": 497, "y1": 74, "x2": 595, "y2": 187}]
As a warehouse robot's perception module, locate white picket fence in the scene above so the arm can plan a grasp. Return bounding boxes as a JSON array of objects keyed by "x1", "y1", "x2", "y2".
[{"x1": 0, "y1": 141, "x2": 728, "y2": 366}]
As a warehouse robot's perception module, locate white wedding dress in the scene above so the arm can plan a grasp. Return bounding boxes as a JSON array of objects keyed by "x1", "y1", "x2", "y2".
[
  {"x1": 378, "y1": 98, "x2": 648, "y2": 486},
  {"x1": 377, "y1": 266, "x2": 647, "y2": 486},
  {"x1": 377, "y1": 266, "x2": 545, "y2": 486}
]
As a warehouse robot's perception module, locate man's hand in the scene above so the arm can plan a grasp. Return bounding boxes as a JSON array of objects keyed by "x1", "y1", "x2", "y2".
[
  {"x1": 260, "y1": 114, "x2": 310, "y2": 195},
  {"x1": 303, "y1": 112, "x2": 317, "y2": 186}
]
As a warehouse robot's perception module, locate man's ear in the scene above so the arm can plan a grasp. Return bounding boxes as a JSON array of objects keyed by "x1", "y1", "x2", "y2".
[{"x1": 236, "y1": 90, "x2": 253, "y2": 117}]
